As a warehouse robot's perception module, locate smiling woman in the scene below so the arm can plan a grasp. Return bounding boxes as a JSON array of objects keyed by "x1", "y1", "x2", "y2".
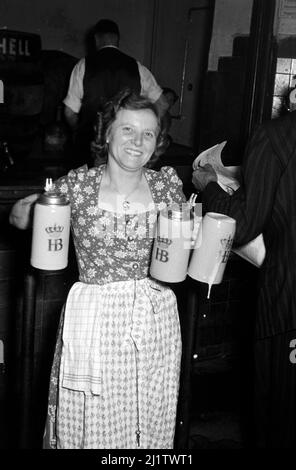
[
  {"x1": 9, "y1": 89, "x2": 187, "y2": 449},
  {"x1": 92, "y1": 88, "x2": 168, "y2": 164},
  {"x1": 91, "y1": 90, "x2": 169, "y2": 214},
  {"x1": 107, "y1": 108, "x2": 158, "y2": 171},
  {"x1": 99, "y1": 107, "x2": 158, "y2": 213}
]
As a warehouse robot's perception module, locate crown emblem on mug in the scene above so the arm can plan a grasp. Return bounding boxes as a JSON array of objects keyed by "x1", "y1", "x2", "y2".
[
  {"x1": 157, "y1": 236, "x2": 172, "y2": 248},
  {"x1": 45, "y1": 223, "x2": 64, "y2": 235}
]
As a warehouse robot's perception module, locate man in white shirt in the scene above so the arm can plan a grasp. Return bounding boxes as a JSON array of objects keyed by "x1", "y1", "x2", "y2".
[{"x1": 63, "y1": 19, "x2": 168, "y2": 166}]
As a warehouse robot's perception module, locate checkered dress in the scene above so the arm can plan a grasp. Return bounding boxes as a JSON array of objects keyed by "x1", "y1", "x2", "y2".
[{"x1": 43, "y1": 165, "x2": 186, "y2": 449}]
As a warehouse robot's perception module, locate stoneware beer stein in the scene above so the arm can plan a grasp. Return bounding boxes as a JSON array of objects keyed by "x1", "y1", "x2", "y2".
[
  {"x1": 150, "y1": 202, "x2": 192, "y2": 283},
  {"x1": 188, "y1": 212, "x2": 236, "y2": 297},
  {"x1": 31, "y1": 179, "x2": 71, "y2": 270}
]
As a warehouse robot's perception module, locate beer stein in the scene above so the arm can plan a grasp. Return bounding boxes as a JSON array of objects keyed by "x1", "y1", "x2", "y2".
[
  {"x1": 188, "y1": 212, "x2": 236, "y2": 297},
  {"x1": 31, "y1": 179, "x2": 71, "y2": 270},
  {"x1": 150, "y1": 203, "x2": 192, "y2": 283}
]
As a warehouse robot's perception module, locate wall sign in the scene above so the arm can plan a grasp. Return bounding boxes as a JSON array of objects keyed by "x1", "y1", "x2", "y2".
[{"x1": 0, "y1": 30, "x2": 41, "y2": 62}]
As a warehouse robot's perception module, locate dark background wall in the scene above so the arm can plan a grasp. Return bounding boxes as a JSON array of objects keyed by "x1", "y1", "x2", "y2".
[
  {"x1": 0, "y1": 0, "x2": 154, "y2": 63},
  {"x1": 0, "y1": 0, "x2": 254, "y2": 149}
]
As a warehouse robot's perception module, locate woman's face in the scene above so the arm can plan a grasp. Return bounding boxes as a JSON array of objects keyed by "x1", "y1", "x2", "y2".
[{"x1": 107, "y1": 108, "x2": 159, "y2": 171}]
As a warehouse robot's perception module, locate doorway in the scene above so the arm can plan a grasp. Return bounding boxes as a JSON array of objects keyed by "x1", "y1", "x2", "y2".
[
  {"x1": 151, "y1": 0, "x2": 215, "y2": 151},
  {"x1": 171, "y1": 4, "x2": 214, "y2": 149}
]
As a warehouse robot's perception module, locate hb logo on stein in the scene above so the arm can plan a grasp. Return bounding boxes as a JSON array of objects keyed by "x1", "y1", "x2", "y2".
[
  {"x1": 154, "y1": 237, "x2": 172, "y2": 263},
  {"x1": 45, "y1": 224, "x2": 64, "y2": 252}
]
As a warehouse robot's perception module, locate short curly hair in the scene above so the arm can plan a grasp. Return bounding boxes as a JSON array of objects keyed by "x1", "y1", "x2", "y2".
[{"x1": 91, "y1": 88, "x2": 169, "y2": 167}]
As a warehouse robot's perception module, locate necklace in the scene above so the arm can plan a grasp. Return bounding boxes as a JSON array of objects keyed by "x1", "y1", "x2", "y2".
[
  {"x1": 110, "y1": 177, "x2": 142, "y2": 211},
  {"x1": 122, "y1": 200, "x2": 131, "y2": 210}
]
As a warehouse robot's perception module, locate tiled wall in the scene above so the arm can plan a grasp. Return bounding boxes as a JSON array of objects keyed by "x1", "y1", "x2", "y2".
[{"x1": 272, "y1": 57, "x2": 296, "y2": 118}]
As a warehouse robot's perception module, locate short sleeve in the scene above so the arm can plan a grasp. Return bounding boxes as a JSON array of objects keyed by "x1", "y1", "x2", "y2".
[
  {"x1": 137, "y1": 61, "x2": 162, "y2": 102},
  {"x1": 53, "y1": 165, "x2": 89, "y2": 214},
  {"x1": 63, "y1": 58, "x2": 85, "y2": 113},
  {"x1": 159, "y1": 166, "x2": 187, "y2": 204}
]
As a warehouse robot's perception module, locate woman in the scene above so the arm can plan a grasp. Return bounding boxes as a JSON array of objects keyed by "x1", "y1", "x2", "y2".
[{"x1": 10, "y1": 90, "x2": 186, "y2": 449}]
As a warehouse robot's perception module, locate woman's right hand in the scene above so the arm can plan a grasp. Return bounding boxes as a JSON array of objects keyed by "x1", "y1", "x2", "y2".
[{"x1": 9, "y1": 193, "x2": 40, "y2": 230}]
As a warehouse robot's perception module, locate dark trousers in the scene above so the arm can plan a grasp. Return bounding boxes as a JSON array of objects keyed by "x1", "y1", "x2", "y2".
[{"x1": 254, "y1": 329, "x2": 296, "y2": 448}]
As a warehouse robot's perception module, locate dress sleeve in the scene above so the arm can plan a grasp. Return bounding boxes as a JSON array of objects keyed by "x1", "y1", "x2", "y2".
[
  {"x1": 63, "y1": 58, "x2": 85, "y2": 113},
  {"x1": 53, "y1": 165, "x2": 89, "y2": 213},
  {"x1": 203, "y1": 124, "x2": 283, "y2": 245},
  {"x1": 159, "y1": 166, "x2": 187, "y2": 204}
]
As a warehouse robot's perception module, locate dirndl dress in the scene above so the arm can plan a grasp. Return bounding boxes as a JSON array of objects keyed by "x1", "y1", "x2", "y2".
[{"x1": 42, "y1": 164, "x2": 186, "y2": 449}]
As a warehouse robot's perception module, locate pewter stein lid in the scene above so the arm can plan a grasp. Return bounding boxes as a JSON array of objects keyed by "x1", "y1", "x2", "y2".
[
  {"x1": 38, "y1": 177, "x2": 69, "y2": 205},
  {"x1": 38, "y1": 191, "x2": 69, "y2": 205},
  {"x1": 166, "y1": 203, "x2": 191, "y2": 220}
]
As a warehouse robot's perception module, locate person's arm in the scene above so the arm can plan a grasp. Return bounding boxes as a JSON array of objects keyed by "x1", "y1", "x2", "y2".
[
  {"x1": 9, "y1": 193, "x2": 39, "y2": 230},
  {"x1": 137, "y1": 63, "x2": 169, "y2": 117},
  {"x1": 63, "y1": 58, "x2": 85, "y2": 129},
  {"x1": 193, "y1": 124, "x2": 283, "y2": 246},
  {"x1": 154, "y1": 94, "x2": 169, "y2": 118},
  {"x1": 9, "y1": 167, "x2": 76, "y2": 231},
  {"x1": 64, "y1": 105, "x2": 79, "y2": 130}
]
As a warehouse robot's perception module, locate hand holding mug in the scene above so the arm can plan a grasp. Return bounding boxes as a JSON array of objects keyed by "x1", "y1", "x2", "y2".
[{"x1": 9, "y1": 193, "x2": 39, "y2": 230}]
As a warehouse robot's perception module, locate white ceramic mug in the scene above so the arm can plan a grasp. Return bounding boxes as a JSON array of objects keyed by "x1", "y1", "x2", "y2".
[
  {"x1": 31, "y1": 195, "x2": 71, "y2": 270},
  {"x1": 188, "y1": 212, "x2": 236, "y2": 293},
  {"x1": 150, "y1": 203, "x2": 192, "y2": 283}
]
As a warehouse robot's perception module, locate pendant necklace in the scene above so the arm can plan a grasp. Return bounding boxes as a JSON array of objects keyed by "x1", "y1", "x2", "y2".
[
  {"x1": 112, "y1": 177, "x2": 142, "y2": 211},
  {"x1": 122, "y1": 200, "x2": 130, "y2": 211}
]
